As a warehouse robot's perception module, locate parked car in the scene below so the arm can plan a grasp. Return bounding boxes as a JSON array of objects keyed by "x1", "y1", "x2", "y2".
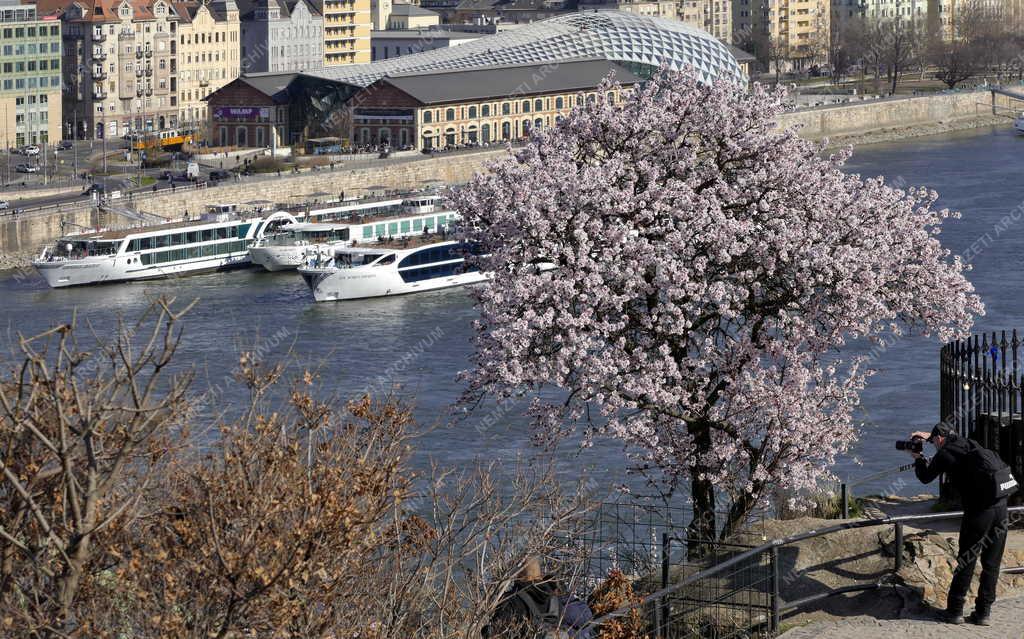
[
  {"x1": 56, "y1": 140, "x2": 73, "y2": 151},
  {"x1": 82, "y1": 183, "x2": 106, "y2": 196},
  {"x1": 158, "y1": 170, "x2": 175, "y2": 180},
  {"x1": 0, "y1": 200, "x2": 9, "y2": 210},
  {"x1": 15, "y1": 163, "x2": 38, "y2": 173},
  {"x1": 8, "y1": 146, "x2": 22, "y2": 155},
  {"x1": 209, "y1": 168, "x2": 231, "y2": 180},
  {"x1": 23, "y1": 145, "x2": 40, "y2": 156}
]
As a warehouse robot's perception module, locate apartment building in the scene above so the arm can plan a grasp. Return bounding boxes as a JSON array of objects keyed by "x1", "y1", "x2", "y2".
[
  {"x1": 705, "y1": 0, "x2": 732, "y2": 41},
  {"x1": 238, "y1": 0, "x2": 324, "y2": 73},
  {"x1": 831, "y1": 0, "x2": 926, "y2": 34},
  {"x1": 175, "y1": 0, "x2": 240, "y2": 131},
  {"x1": 733, "y1": 0, "x2": 829, "y2": 69},
  {"x1": 0, "y1": 0, "x2": 62, "y2": 146},
  {"x1": 322, "y1": 0, "x2": 371, "y2": 66},
  {"x1": 55, "y1": 0, "x2": 181, "y2": 140},
  {"x1": 577, "y1": 0, "x2": 679, "y2": 20}
]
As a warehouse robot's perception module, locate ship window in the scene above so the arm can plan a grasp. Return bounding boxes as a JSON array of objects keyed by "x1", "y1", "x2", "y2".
[
  {"x1": 202, "y1": 229, "x2": 214, "y2": 242},
  {"x1": 374, "y1": 224, "x2": 386, "y2": 237},
  {"x1": 387, "y1": 222, "x2": 398, "y2": 235},
  {"x1": 423, "y1": 217, "x2": 433, "y2": 229},
  {"x1": 128, "y1": 239, "x2": 140, "y2": 252},
  {"x1": 187, "y1": 231, "x2": 200, "y2": 243},
  {"x1": 217, "y1": 227, "x2": 229, "y2": 240},
  {"x1": 375, "y1": 254, "x2": 395, "y2": 266},
  {"x1": 413, "y1": 218, "x2": 422, "y2": 231},
  {"x1": 400, "y1": 220, "x2": 411, "y2": 233},
  {"x1": 362, "y1": 226, "x2": 373, "y2": 239}
]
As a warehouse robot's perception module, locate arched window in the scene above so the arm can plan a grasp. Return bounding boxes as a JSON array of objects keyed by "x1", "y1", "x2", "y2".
[
  {"x1": 534, "y1": 118, "x2": 543, "y2": 130},
  {"x1": 522, "y1": 119, "x2": 531, "y2": 135},
  {"x1": 555, "y1": 96, "x2": 564, "y2": 109},
  {"x1": 423, "y1": 110, "x2": 432, "y2": 123},
  {"x1": 534, "y1": 98, "x2": 543, "y2": 112},
  {"x1": 445, "y1": 108, "x2": 455, "y2": 121},
  {"x1": 236, "y1": 126, "x2": 247, "y2": 147},
  {"x1": 522, "y1": 100, "x2": 530, "y2": 113},
  {"x1": 379, "y1": 128, "x2": 391, "y2": 145},
  {"x1": 481, "y1": 123, "x2": 491, "y2": 142},
  {"x1": 444, "y1": 127, "x2": 456, "y2": 147},
  {"x1": 606, "y1": 91, "x2": 615, "y2": 103},
  {"x1": 468, "y1": 105, "x2": 477, "y2": 118},
  {"x1": 482, "y1": 104, "x2": 490, "y2": 117},
  {"x1": 501, "y1": 121, "x2": 511, "y2": 139},
  {"x1": 360, "y1": 127, "x2": 370, "y2": 144},
  {"x1": 502, "y1": 103, "x2": 510, "y2": 115}
]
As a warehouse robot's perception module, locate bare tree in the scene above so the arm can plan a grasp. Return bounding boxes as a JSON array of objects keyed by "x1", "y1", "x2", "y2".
[
  {"x1": 866, "y1": 16, "x2": 921, "y2": 94},
  {"x1": 928, "y1": 36, "x2": 982, "y2": 89},
  {"x1": 0, "y1": 298, "x2": 195, "y2": 635}
]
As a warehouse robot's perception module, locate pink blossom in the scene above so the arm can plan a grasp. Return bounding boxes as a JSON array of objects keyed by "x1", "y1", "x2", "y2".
[{"x1": 452, "y1": 69, "x2": 983, "y2": 535}]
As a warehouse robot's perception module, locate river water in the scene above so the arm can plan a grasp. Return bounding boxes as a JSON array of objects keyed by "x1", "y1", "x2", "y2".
[{"x1": 3, "y1": 125, "x2": 1023, "y2": 499}]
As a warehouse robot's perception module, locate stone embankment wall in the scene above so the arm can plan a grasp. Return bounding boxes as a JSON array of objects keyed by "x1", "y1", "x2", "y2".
[
  {"x1": 135, "y1": 149, "x2": 507, "y2": 219},
  {"x1": 0, "y1": 207, "x2": 103, "y2": 262},
  {"x1": 776, "y1": 89, "x2": 1021, "y2": 140}
]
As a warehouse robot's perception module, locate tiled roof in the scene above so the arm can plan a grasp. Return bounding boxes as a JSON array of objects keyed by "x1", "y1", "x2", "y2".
[
  {"x1": 375, "y1": 58, "x2": 640, "y2": 105},
  {"x1": 313, "y1": 10, "x2": 745, "y2": 87}
]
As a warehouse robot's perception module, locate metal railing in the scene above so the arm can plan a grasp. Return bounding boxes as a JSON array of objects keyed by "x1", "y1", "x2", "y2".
[
  {"x1": 940, "y1": 331, "x2": 1024, "y2": 500},
  {"x1": 588, "y1": 506, "x2": 1024, "y2": 637}
]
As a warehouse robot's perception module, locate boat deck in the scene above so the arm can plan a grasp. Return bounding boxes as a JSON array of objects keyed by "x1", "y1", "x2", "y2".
[
  {"x1": 349, "y1": 232, "x2": 457, "y2": 252},
  {"x1": 67, "y1": 215, "x2": 261, "y2": 242}
]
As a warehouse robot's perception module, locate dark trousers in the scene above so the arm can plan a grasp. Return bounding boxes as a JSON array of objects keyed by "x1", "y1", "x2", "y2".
[{"x1": 948, "y1": 499, "x2": 1009, "y2": 612}]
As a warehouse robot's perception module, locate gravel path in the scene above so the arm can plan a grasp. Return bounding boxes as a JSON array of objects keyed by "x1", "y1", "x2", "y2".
[{"x1": 779, "y1": 595, "x2": 1024, "y2": 638}]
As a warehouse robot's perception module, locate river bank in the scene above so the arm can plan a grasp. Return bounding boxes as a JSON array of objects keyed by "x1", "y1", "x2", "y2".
[{"x1": 823, "y1": 113, "x2": 1010, "y2": 148}]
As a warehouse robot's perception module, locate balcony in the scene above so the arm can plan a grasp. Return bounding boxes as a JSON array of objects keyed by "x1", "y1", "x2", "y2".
[
  {"x1": 93, "y1": 89, "x2": 107, "y2": 100},
  {"x1": 144, "y1": 49, "x2": 152, "y2": 58},
  {"x1": 199, "y1": 78, "x2": 209, "y2": 87},
  {"x1": 91, "y1": 69, "x2": 107, "y2": 81},
  {"x1": 145, "y1": 66, "x2": 152, "y2": 77},
  {"x1": 92, "y1": 49, "x2": 107, "y2": 61},
  {"x1": 92, "y1": 31, "x2": 106, "y2": 42}
]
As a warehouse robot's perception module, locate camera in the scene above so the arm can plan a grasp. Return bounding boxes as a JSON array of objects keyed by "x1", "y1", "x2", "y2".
[{"x1": 895, "y1": 438, "x2": 924, "y2": 454}]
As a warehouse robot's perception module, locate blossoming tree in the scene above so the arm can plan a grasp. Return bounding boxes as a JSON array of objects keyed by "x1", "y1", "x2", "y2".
[{"x1": 451, "y1": 70, "x2": 982, "y2": 541}]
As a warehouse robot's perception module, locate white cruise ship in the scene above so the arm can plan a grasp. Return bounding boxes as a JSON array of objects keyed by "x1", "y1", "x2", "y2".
[
  {"x1": 33, "y1": 208, "x2": 297, "y2": 288},
  {"x1": 249, "y1": 193, "x2": 450, "y2": 272},
  {"x1": 297, "y1": 235, "x2": 488, "y2": 302}
]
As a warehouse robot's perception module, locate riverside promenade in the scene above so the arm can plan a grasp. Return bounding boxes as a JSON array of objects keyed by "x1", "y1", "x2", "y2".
[{"x1": 780, "y1": 596, "x2": 1024, "y2": 638}]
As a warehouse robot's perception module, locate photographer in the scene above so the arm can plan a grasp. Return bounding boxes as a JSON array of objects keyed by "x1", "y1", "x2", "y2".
[{"x1": 905, "y1": 423, "x2": 1016, "y2": 626}]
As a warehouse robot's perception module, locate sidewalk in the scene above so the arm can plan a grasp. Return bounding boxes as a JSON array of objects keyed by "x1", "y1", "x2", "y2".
[{"x1": 779, "y1": 595, "x2": 1024, "y2": 638}]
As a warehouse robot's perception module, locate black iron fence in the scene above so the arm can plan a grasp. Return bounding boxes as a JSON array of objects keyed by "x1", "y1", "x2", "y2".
[
  {"x1": 940, "y1": 330, "x2": 1024, "y2": 501},
  {"x1": 586, "y1": 506, "x2": 1024, "y2": 638}
]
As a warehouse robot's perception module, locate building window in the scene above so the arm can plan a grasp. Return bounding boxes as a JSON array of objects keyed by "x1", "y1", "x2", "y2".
[
  {"x1": 481, "y1": 104, "x2": 490, "y2": 117},
  {"x1": 534, "y1": 99, "x2": 542, "y2": 112},
  {"x1": 481, "y1": 123, "x2": 491, "y2": 143},
  {"x1": 522, "y1": 100, "x2": 530, "y2": 113},
  {"x1": 501, "y1": 121, "x2": 511, "y2": 139},
  {"x1": 445, "y1": 108, "x2": 455, "y2": 121},
  {"x1": 219, "y1": 126, "x2": 227, "y2": 146},
  {"x1": 256, "y1": 127, "x2": 265, "y2": 147},
  {"x1": 236, "y1": 127, "x2": 247, "y2": 146},
  {"x1": 423, "y1": 110, "x2": 432, "y2": 123},
  {"x1": 555, "y1": 96, "x2": 564, "y2": 109},
  {"x1": 502, "y1": 103, "x2": 510, "y2": 115},
  {"x1": 468, "y1": 105, "x2": 477, "y2": 118}
]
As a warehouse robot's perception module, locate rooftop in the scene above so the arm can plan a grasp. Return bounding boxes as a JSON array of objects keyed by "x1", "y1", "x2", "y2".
[
  {"x1": 389, "y1": 2, "x2": 438, "y2": 17},
  {"x1": 371, "y1": 28, "x2": 480, "y2": 39},
  {"x1": 308, "y1": 10, "x2": 745, "y2": 87},
  {"x1": 367, "y1": 58, "x2": 641, "y2": 105}
]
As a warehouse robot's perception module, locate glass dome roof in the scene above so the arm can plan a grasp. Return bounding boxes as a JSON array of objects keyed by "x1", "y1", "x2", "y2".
[{"x1": 311, "y1": 11, "x2": 744, "y2": 87}]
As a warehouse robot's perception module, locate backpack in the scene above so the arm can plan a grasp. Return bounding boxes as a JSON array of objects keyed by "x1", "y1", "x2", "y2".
[{"x1": 965, "y1": 439, "x2": 1019, "y2": 505}]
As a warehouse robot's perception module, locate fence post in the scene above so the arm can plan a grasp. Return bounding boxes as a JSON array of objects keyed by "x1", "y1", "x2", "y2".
[
  {"x1": 894, "y1": 522, "x2": 904, "y2": 573},
  {"x1": 659, "y1": 532, "x2": 670, "y2": 639},
  {"x1": 770, "y1": 545, "x2": 780, "y2": 633},
  {"x1": 841, "y1": 483, "x2": 849, "y2": 519}
]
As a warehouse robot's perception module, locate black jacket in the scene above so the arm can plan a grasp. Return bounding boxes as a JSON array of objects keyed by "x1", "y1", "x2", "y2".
[{"x1": 914, "y1": 435, "x2": 1002, "y2": 511}]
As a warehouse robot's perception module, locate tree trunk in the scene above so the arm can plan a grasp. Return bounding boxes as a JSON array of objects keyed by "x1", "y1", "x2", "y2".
[
  {"x1": 686, "y1": 421, "x2": 716, "y2": 560},
  {"x1": 890, "y1": 64, "x2": 899, "y2": 95}
]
